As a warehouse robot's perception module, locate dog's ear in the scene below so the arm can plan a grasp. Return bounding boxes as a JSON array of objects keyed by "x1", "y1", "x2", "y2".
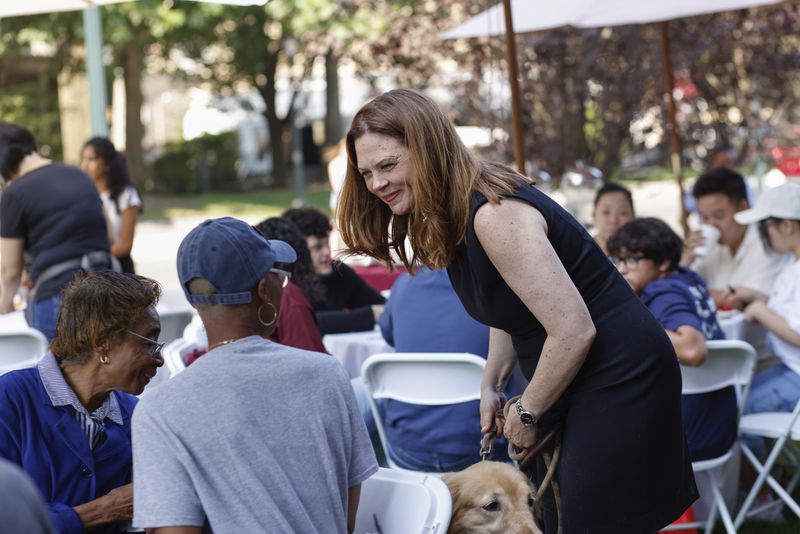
[{"x1": 442, "y1": 471, "x2": 464, "y2": 504}]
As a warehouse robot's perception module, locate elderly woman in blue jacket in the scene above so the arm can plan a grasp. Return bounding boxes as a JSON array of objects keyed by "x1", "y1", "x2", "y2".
[{"x1": 0, "y1": 270, "x2": 163, "y2": 533}]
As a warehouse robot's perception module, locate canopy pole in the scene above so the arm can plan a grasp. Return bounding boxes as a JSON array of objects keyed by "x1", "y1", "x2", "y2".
[
  {"x1": 502, "y1": 0, "x2": 525, "y2": 175},
  {"x1": 83, "y1": 6, "x2": 109, "y2": 137},
  {"x1": 659, "y1": 21, "x2": 689, "y2": 235}
]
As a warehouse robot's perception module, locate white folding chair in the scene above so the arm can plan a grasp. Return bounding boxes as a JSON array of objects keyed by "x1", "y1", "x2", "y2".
[
  {"x1": 661, "y1": 339, "x2": 756, "y2": 534},
  {"x1": 360, "y1": 352, "x2": 486, "y2": 473},
  {"x1": 354, "y1": 467, "x2": 451, "y2": 534},
  {"x1": 0, "y1": 328, "x2": 49, "y2": 376},
  {"x1": 734, "y1": 397, "x2": 800, "y2": 527},
  {"x1": 161, "y1": 336, "x2": 207, "y2": 379},
  {"x1": 181, "y1": 315, "x2": 207, "y2": 346}
]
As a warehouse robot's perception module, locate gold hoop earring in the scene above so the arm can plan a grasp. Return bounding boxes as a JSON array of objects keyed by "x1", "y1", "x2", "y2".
[
  {"x1": 258, "y1": 302, "x2": 277, "y2": 327},
  {"x1": 100, "y1": 353, "x2": 109, "y2": 364}
]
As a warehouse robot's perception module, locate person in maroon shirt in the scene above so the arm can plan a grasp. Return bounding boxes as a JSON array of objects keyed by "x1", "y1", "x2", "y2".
[{"x1": 255, "y1": 217, "x2": 327, "y2": 353}]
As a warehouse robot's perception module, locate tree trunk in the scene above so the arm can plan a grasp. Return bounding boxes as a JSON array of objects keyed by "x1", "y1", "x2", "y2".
[
  {"x1": 121, "y1": 43, "x2": 146, "y2": 187},
  {"x1": 258, "y1": 45, "x2": 290, "y2": 187},
  {"x1": 324, "y1": 50, "x2": 343, "y2": 147}
]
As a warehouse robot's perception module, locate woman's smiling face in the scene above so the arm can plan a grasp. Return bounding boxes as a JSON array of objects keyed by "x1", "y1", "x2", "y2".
[
  {"x1": 355, "y1": 132, "x2": 414, "y2": 216},
  {"x1": 104, "y1": 306, "x2": 163, "y2": 395}
]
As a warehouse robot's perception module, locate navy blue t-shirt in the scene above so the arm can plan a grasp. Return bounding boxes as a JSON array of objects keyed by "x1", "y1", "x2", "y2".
[
  {"x1": 642, "y1": 267, "x2": 736, "y2": 461},
  {"x1": 0, "y1": 163, "x2": 109, "y2": 301}
]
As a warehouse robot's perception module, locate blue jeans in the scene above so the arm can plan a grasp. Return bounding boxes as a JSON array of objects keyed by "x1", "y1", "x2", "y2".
[
  {"x1": 351, "y1": 378, "x2": 386, "y2": 466},
  {"x1": 388, "y1": 442, "x2": 511, "y2": 473},
  {"x1": 742, "y1": 363, "x2": 800, "y2": 456},
  {"x1": 31, "y1": 295, "x2": 62, "y2": 342}
]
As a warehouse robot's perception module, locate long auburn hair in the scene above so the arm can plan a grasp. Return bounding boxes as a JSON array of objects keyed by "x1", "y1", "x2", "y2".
[{"x1": 338, "y1": 89, "x2": 532, "y2": 271}]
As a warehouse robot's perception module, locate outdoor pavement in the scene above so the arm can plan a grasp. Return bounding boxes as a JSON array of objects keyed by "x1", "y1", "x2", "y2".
[{"x1": 133, "y1": 180, "x2": 684, "y2": 292}]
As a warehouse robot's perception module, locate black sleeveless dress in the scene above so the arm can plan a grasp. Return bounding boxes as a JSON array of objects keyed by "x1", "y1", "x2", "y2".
[{"x1": 447, "y1": 184, "x2": 698, "y2": 533}]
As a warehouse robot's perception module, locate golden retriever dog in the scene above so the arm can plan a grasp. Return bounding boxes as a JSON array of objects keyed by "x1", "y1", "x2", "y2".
[{"x1": 442, "y1": 461, "x2": 541, "y2": 534}]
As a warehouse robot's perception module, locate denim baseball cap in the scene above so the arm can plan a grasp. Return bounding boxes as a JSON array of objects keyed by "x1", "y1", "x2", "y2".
[{"x1": 177, "y1": 217, "x2": 296, "y2": 305}]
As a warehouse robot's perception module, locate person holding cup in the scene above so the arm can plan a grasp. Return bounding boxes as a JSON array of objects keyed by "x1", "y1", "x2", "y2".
[{"x1": 683, "y1": 168, "x2": 790, "y2": 311}]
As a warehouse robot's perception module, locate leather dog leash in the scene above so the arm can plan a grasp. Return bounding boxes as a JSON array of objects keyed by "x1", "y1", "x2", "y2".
[{"x1": 497, "y1": 395, "x2": 563, "y2": 534}]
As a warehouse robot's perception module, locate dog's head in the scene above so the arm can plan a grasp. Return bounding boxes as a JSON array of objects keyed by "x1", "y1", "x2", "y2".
[{"x1": 442, "y1": 461, "x2": 541, "y2": 534}]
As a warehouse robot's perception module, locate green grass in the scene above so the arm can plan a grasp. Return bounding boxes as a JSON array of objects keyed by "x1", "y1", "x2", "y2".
[{"x1": 140, "y1": 188, "x2": 331, "y2": 221}]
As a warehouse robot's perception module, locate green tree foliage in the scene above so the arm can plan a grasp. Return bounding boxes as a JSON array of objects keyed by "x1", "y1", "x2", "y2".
[{"x1": 0, "y1": 1, "x2": 185, "y2": 185}]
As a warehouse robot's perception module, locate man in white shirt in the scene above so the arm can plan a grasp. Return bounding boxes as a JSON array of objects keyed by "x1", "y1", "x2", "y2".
[{"x1": 684, "y1": 168, "x2": 789, "y2": 308}]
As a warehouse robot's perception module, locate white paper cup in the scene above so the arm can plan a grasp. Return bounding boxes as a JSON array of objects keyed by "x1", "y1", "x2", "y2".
[{"x1": 693, "y1": 224, "x2": 721, "y2": 257}]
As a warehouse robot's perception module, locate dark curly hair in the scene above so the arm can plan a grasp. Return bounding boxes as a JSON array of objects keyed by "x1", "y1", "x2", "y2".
[
  {"x1": 607, "y1": 217, "x2": 683, "y2": 271},
  {"x1": 692, "y1": 167, "x2": 748, "y2": 205},
  {"x1": 282, "y1": 206, "x2": 332, "y2": 239},
  {"x1": 0, "y1": 122, "x2": 37, "y2": 180},
  {"x1": 83, "y1": 137, "x2": 143, "y2": 215},
  {"x1": 255, "y1": 217, "x2": 326, "y2": 307},
  {"x1": 50, "y1": 271, "x2": 161, "y2": 364}
]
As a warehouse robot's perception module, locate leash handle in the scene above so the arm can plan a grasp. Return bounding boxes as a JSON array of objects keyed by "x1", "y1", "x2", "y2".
[{"x1": 479, "y1": 432, "x2": 496, "y2": 461}]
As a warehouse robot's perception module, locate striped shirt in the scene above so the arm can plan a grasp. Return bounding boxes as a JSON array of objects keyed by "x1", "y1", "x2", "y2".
[{"x1": 37, "y1": 352, "x2": 122, "y2": 449}]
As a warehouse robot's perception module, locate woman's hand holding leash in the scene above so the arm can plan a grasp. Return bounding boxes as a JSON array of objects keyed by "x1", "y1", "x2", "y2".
[
  {"x1": 503, "y1": 396, "x2": 539, "y2": 462},
  {"x1": 479, "y1": 387, "x2": 507, "y2": 437}
]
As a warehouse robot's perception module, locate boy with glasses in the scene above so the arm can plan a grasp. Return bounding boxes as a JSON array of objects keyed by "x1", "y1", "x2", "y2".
[{"x1": 609, "y1": 217, "x2": 736, "y2": 463}]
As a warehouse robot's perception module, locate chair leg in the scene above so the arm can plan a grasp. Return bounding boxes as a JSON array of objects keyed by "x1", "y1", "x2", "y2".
[
  {"x1": 709, "y1": 472, "x2": 736, "y2": 534},
  {"x1": 764, "y1": 470, "x2": 800, "y2": 519},
  {"x1": 703, "y1": 471, "x2": 719, "y2": 534},
  {"x1": 734, "y1": 439, "x2": 787, "y2": 528}
]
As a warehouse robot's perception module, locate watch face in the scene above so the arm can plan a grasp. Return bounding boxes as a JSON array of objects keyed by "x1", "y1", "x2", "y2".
[{"x1": 520, "y1": 412, "x2": 534, "y2": 425}]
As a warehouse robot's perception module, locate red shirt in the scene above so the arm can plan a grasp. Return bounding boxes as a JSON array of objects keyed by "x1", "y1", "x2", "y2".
[{"x1": 269, "y1": 282, "x2": 327, "y2": 353}]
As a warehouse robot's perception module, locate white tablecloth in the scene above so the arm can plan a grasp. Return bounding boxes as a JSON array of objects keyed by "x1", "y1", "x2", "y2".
[
  {"x1": 323, "y1": 330, "x2": 394, "y2": 378},
  {"x1": 717, "y1": 310, "x2": 746, "y2": 341}
]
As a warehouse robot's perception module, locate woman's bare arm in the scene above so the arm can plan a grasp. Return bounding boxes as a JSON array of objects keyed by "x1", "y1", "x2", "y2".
[
  {"x1": 479, "y1": 327, "x2": 518, "y2": 435},
  {"x1": 111, "y1": 206, "x2": 138, "y2": 258},
  {"x1": 0, "y1": 238, "x2": 24, "y2": 313},
  {"x1": 474, "y1": 199, "x2": 596, "y2": 419}
]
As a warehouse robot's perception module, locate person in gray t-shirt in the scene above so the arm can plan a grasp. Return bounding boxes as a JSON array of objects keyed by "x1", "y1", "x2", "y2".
[
  {"x1": 132, "y1": 218, "x2": 378, "y2": 533},
  {"x1": 0, "y1": 458, "x2": 54, "y2": 534}
]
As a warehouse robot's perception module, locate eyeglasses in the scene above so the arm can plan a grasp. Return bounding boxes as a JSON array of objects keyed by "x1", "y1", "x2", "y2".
[
  {"x1": 608, "y1": 255, "x2": 645, "y2": 269},
  {"x1": 269, "y1": 268, "x2": 292, "y2": 288},
  {"x1": 126, "y1": 330, "x2": 165, "y2": 359}
]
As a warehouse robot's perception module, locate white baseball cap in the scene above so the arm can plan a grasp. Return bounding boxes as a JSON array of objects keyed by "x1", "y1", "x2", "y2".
[{"x1": 734, "y1": 181, "x2": 800, "y2": 225}]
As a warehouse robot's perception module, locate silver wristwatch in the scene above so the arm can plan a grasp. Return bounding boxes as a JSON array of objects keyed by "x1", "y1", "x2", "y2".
[{"x1": 515, "y1": 399, "x2": 538, "y2": 426}]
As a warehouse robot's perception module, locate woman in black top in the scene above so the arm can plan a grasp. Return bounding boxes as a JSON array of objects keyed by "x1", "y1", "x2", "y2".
[
  {"x1": 283, "y1": 206, "x2": 385, "y2": 334},
  {"x1": 337, "y1": 90, "x2": 697, "y2": 533}
]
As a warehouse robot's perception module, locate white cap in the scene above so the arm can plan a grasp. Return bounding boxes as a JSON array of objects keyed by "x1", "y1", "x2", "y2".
[{"x1": 734, "y1": 181, "x2": 800, "y2": 225}]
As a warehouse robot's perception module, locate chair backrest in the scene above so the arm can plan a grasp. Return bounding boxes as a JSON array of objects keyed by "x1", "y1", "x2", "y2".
[
  {"x1": 680, "y1": 339, "x2": 757, "y2": 416},
  {"x1": 354, "y1": 467, "x2": 451, "y2": 534},
  {"x1": 0, "y1": 329, "x2": 49, "y2": 376},
  {"x1": 360, "y1": 353, "x2": 485, "y2": 473},
  {"x1": 361, "y1": 353, "x2": 486, "y2": 405}
]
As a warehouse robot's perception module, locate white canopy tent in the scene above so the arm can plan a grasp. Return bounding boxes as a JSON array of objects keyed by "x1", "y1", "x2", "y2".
[
  {"x1": 0, "y1": 1, "x2": 129, "y2": 19},
  {"x1": 443, "y1": 0, "x2": 784, "y2": 228},
  {"x1": 0, "y1": 0, "x2": 268, "y2": 136},
  {"x1": 442, "y1": 0, "x2": 783, "y2": 39}
]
